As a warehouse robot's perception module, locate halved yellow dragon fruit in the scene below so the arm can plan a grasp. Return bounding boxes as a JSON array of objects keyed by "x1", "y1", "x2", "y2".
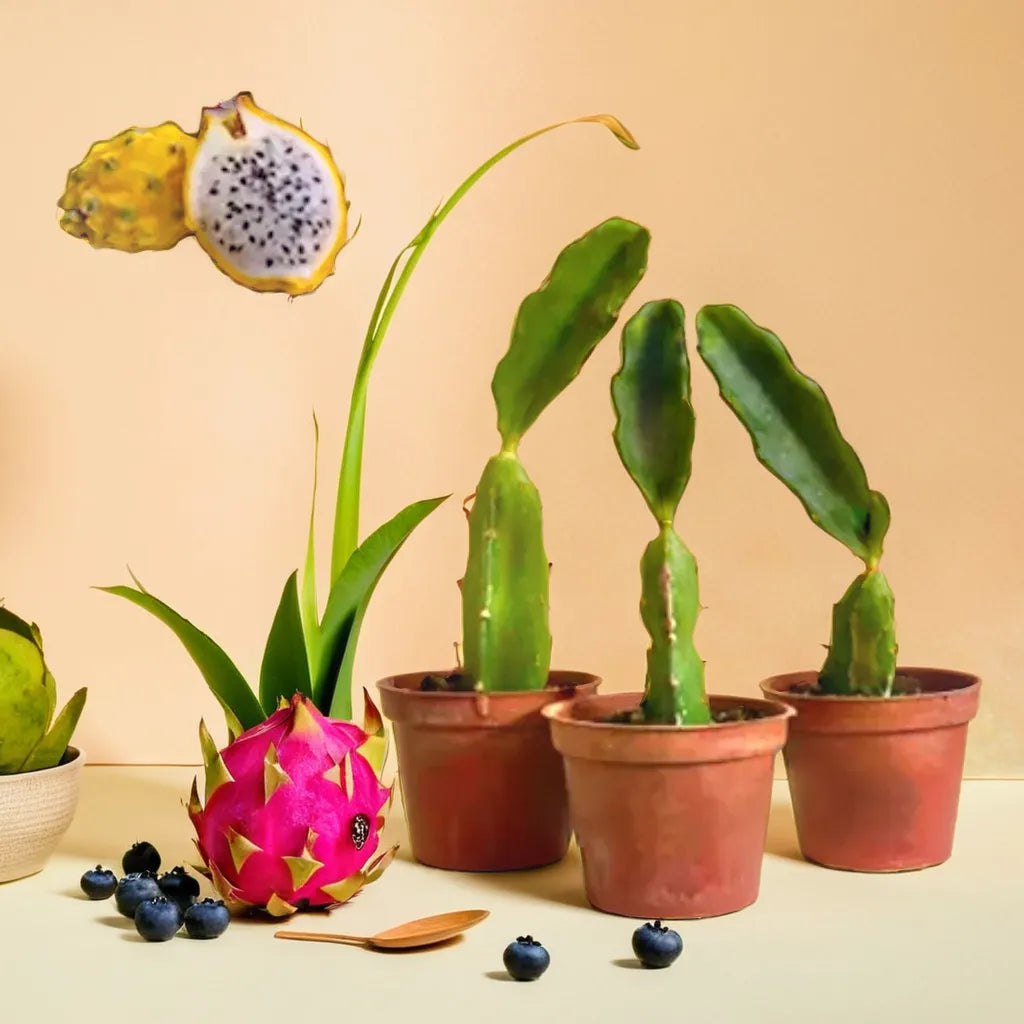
[
  {"x1": 57, "y1": 93, "x2": 349, "y2": 295},
  {"x1": 188, "y1": 692, "x2": 395, "y2": 917},
  {"x1": 183, "y1": 93, "x2": 350, "y2": 296}
]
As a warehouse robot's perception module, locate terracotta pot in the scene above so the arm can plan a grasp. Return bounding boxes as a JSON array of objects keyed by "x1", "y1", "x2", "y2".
[
  {"x1": 0, "y1": 747, "x2": 84, "y2": 884},
  {"x1": 761, "y1": 668, "x2": 981, "y2": 872},
  {"x1": 377, "y1": 670, "x2": 599, "y2": 871},
  {"x1": 543, "y1": 692, "x2": 794, "y2": 919}
]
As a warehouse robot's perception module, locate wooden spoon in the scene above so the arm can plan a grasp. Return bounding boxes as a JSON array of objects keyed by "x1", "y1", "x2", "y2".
[{"x1": 274, "y1": 909, "x2": 490, "y2": 950}]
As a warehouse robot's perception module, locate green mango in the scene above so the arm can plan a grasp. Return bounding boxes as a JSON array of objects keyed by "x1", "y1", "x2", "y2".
[{"x1": 0, "y1": 629, "x2": 52, "y2": 774}]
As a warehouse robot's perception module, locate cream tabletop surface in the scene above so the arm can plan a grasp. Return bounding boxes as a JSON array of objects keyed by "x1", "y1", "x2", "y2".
[{"x1": 0, "y1": 767, "x2": 1020, "y2": 1023}]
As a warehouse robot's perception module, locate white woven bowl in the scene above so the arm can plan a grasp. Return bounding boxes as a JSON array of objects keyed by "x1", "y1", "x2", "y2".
[{"x1": 0, "y1": 747, "x2": 84, "y2": 883}]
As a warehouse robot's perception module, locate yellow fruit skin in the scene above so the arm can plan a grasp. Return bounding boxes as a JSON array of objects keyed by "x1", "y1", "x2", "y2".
[
  {"x1": 183, "y1": 92, "x2": 349, "y2": 296},
  {"x1": 57, "y1": 123, "x2": 198, "y2": 253}
]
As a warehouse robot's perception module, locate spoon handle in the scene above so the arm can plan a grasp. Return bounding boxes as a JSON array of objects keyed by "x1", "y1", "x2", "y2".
[{"x1": 274, "y1": 930, "x2": 368, "y2": 946}]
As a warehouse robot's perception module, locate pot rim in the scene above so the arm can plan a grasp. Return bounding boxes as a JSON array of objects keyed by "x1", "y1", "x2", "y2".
[
  {"x1": 760, "y1": 667, "x2": 981, "y2": 703},
  {"x1": 0, "y1": 746, "x2": 83, "y2": 786},
  {"x1": 376, "y1": 669, "x2": 601, "y2": 701},
  {"x1": 542, "y1": 691, "x2": 795, "y2": 731}
]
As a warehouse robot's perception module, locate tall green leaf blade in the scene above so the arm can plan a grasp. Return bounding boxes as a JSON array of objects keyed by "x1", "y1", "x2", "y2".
[
  {"x1": 300, "y1": 413, "x2": 322, "y2": 670},
  {"x1": 259, "y1": 571, "x2": 312, "y2": 715},
  {"x1": 493, "y1": 218, "x2": 650, "y2": 447},
  {"x1": 331, "y1": 115, "x2": 640, "y2": 579},
  {"x1": 316, "y1": 495, "x2": 449, "y2": 717},
  {"x1": 97, "y1": 585, "x2": 264, "y2": 730},
  {"x1": 695, "y1": 304, "x2": 890, "y2": 564},
  {"x1": 612, "y1": 300, "x2": 695, "y2": 524},
  {"x1": 20, "y1": 687, "x2": 87, "y2": 772}
]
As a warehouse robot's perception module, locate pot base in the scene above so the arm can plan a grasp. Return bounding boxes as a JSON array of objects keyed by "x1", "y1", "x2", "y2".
[
  {"x1": 762, "y1": 668, "x2": 981, "y2": 873},
  {"x1": 545, "y1": 693, "x2": 794, "y2": 920},
  {"x1": 378, "y1": 671, "x2": 599, "y2": 872}
]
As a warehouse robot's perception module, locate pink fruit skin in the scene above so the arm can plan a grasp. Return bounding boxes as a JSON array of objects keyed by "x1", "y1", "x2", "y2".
[{"x1": 190, "y1": 696, "x2": 389, "y2": 910}]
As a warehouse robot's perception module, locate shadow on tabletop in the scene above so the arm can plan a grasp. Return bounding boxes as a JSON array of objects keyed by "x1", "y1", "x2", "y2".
[
  {"x1": 763, "y1": 796, "x2": 803, "y2": 862},
  {"x1": 394, "y1": 842, "x2": 591, "y2": 910}
]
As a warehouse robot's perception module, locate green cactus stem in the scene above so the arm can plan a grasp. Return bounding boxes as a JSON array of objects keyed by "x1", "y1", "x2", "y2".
[
  {"x1": 462, "y1": 217, "x2": 650, "y2": 692},
  {"x1": 612, "y1": 299, "x2": 710, "y2": 725},
  {"x1": 695, "y1": 303, "x2": 897, "y2": 696}
]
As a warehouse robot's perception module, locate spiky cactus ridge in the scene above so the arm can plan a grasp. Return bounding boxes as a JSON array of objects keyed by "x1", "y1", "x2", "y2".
[{"x1": 187, "y1": 692, "x2": 395, "y2": 917}]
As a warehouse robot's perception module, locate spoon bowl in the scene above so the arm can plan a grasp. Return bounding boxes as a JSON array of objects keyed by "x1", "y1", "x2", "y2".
[{"x1": 275, "y1": 909, "x2": 490, "y2": 950}]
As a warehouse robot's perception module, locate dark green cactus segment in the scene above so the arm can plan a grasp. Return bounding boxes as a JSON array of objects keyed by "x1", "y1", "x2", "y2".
[
  {"x1": 612, "y1": 300, "x2": 695, "y2": 524},
  {"x1": 462, "y1": 452, "x2": 551, "y2": 692},
  {"x1": 638, "y1": 528, "x2": 709, "y2": 725},
  {"x1": 819, "y1": 570, "x2": 897, "y2": 695},
  {"x1": 695, "y1": 303, "x2": 890, "y2": 566},
  {"x1": 492, "y1": 217, "x2": 651, "y2": 450}
]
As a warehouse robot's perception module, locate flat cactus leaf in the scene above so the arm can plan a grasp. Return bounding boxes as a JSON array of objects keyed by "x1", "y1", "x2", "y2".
[
  {"x1": 19, "y1": 687, "x2": 87, "y2": 772},
  {"x1": 96, "y1": 583, "x2": 264, "y2": 731},
  {"x1": 612, "y1": 300, "x2": 695, "y2": 525},
  {"x1": 638, "y1": 529, "x2": 710, "y2": 725},
  {"x1": 462, "y1": 453, "x2": 551, "y2": 693},
  {"x1": 0, "y1": 631, "x2": 51, "y2": 774},
  {"x1": 695, "y1": 304, "x2": 890, "y2": 565},
  {"x1": 493, "y1": 217, "x2": 650, "y2": 448},
  {"x1": 819, "y1": 570, "x2": 897, "y2": 695},
  {"x1": 258, "y1": 571, "x2": 312, "y2": 715},
  {"x1": 316, "y1": 495, "x2": 449, "y2": 720}
]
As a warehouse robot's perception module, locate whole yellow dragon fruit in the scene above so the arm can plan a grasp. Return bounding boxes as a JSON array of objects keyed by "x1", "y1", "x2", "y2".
[
  {"x1": 58, "y1": 123, "x2": 196, "y2": 253},
  {"x1": 57, "y1": 93, "x2": 350, "y2": 296}
]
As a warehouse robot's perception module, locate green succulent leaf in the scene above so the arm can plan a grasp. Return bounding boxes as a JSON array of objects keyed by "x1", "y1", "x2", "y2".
[
  {"x1": 612, "y1": 299, "x2": 695, "y2": 525},
  {"x1": 317, "y1": 495, "x2": 449, "y2": 719},
  {"x1": 819, "y1": 570, "x2": 897, "y2": 695},
  {"x1": 20, "y1": 687, "x2": 87, "y2": 772},
  {"x1": 0, "y1": 606, "x2": 39, "y2": 647},
  {"x1": 492, "y1": 217, "x2": 651, "y2": 448},
  {"x1": 331, "y1": 114, "x2": 641, "y2": 578},
  {"x1": 259, "y1": 571, "x2": 312, "y2": 715},
  {"x1": 97, "y1": 584, "x2": 264, "y2": 731},
  {"x1": 0, "y1": 630, "x2": 51, "y2": 774},
  {"x1": 695, "y1": 304, "x2": 890, "y2": 565}
]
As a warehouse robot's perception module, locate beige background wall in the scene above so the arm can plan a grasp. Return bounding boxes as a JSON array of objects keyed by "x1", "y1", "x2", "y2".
[{"x1": 0, "y1": 0, "x2": 1020, "y2": 773}]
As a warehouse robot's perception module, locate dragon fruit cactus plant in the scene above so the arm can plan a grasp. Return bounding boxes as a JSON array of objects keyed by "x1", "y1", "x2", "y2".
[
  {"x1": 74, "y1": 94, "x2": 642, "y2": 913},
  {"x1": 459, "y1": 217, "x2": 650, "y2": 692},
  {"x1": 0, "y1": 605, "x2": 87, "y2": 774},
  {"x1": 610, "y1": 299, "x2": 712, "y2": 724},
  {"x1": 695, "y1": 305, "x2": 896, "y2": 695}
]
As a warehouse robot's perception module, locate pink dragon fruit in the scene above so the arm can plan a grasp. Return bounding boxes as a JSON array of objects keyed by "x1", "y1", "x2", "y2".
[{"x1": 187, "y1": 692, "x2": 396, "y2": 917}]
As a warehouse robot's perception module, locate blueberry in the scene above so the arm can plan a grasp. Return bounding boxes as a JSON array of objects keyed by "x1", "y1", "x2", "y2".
[
  {"x1": 184, "y1": 898, "x2": 231, "y2": 939},
  {"x1": 631, "y1": 920, "x2": 683, "y2": 969},
  {"x1": 502, "y1": 935, "x2": 550, "y2": 981},
  {"x1": 114, "y1": 872, "x2": 161, "y2": 919},
  {"x1": 157, "y1": 866, "x2": 201, "y2": 910},
  {"x1": 134, "y1": 897, "x2": 182, "y2": 942},
  {"x1": 122, "y1": 841, "x2": 161, "y2": 875},
  {"x1": 80, "y1": 865, "x2": 118, "y2": 900}
]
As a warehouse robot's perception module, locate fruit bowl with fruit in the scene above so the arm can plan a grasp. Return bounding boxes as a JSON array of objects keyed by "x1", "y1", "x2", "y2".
[{"x1": 0, "y1": 605, "x2": 87, "y2": 884}]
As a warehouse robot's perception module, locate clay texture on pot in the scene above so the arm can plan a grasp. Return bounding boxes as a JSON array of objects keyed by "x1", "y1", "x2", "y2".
[
  {"x1": 544, "y1": 692, "x2": 793, "y2": 919},
  {"x1": 377, "y1": 671, "x2": 599, "y2": 871},
  {"x1": 0, "y1": 747, "x2": 84, "y2": 883},
  {"x1": 761, "y1": 668, "x2": 980, "y2": 872}
]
